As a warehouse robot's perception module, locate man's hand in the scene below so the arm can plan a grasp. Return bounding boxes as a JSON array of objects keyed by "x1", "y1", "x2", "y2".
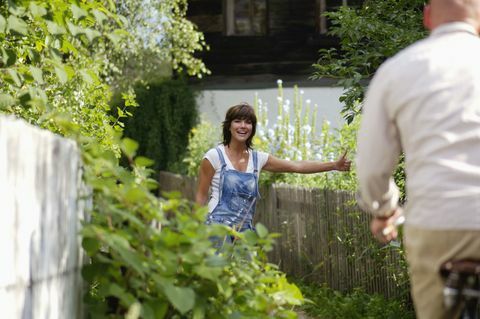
[
  {"x1": 370, "y1": 208, "x2": 403, "y2": 244},
  {"x1": 334, "y1": 150, "x2": 352, "y2": 171}
]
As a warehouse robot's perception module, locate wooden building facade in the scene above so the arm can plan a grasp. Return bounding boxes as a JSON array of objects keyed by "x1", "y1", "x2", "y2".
[{"x1": 188, "y1": 0, "x2": 363, "y2": 78}]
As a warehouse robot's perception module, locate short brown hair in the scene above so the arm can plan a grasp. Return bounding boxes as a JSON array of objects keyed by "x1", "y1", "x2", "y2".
[{"x1": 222, "y1": 103, "x2": 257, "y2": 148}]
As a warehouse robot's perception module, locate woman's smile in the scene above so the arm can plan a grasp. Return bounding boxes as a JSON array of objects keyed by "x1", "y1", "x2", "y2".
[{"x1": 230, "y1": 119, "x2": 252, "y2": 141}]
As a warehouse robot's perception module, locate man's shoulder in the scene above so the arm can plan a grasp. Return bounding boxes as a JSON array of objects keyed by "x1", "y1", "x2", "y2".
[{"x1": 377, "y1": 38, "x2": 430, "y2": 75}]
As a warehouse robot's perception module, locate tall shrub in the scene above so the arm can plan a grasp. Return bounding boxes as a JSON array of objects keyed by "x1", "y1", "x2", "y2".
[
  {"x1": 122, "y1": 79, "x2": 198, "y2": 172},
  {"x1": 312, "y1": 0, "x2": 426, "y2": 123}
]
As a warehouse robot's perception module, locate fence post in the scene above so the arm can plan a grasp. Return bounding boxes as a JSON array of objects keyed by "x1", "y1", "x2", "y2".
[{"x1": 0, "y1": 116, "x2": 86, "y2": 319}]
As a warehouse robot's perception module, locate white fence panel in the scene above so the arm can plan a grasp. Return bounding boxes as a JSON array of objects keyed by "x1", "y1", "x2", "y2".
[{"x1": 0, "y1": 116, "x2": 86, "y2": 319}]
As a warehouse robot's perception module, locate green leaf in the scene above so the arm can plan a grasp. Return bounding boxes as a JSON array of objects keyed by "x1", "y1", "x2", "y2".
[
  {"x1": 124, "y1": 187, "x2": 146, "y2": 203},
  {"x1": 29, "y1": 66, "x2": 44, "y2": 84},
  {"x1": 29, "y1": 2, "x2": 47, "y2": 18},
  {"x1": 18, "y1": 88, "x2": 32, "y2": 106},
  {"x1": 134, "y1": 156, "x2": 154, "y2": 167},
  {"x1": 162, "y1": 283, "x2": 195, "y2": 314},
  {"x1": 79, "y1": 70, "x2": 93, "y2": 84},
  {"x1": 0, "y1": 94, "x2": 15, "y2": 109},
  {"x1": 121, "y1": 138, "x2": 138, "y2": 158},
  {"x1": 54, "y1": 66, "x2": 68, "y2": 84},
  {"x1": 7, "y1": 69, "x2": 22, "y2": 87},
  {"x1": 70, "y1": 4, "x2": 87, "y2": 20},
  {"x1": 194, "y1": 265, "x2": 222, "y2": 281},
  {"x1": 28, "y1": 48, "x2": 41, "y2": 63},
  {"x1": 84, "y1": 28, "x2": 101, "y2": 42},
  {"x1": 106, "y1": 234, "x2": 145, "y2": 275},
  {"x1": 0, "y1": 14, "x2": 6, "y2": 33},
  {"x1": 82, "y1": 237, "x2": 100, "y2": 255},
  {"x1": 204, "y1": 254, "x2": 228, "y2": 267},
  {"x1": 7, "y1": 15, "x2": 28, "y2": 36},
  {"x1": 81, "y1": 262, "x2": 108, "y2": 281},
  {"x1": 46, "y1": 20, "x2": 66, "y2": 35},
  {"x1": 1, "y1": 48, "x2": 17, "y2": 67},
  {"x1": 143, "y1": 301, "x2": 168, "y2": 319},
  {"x1": 64, "y1": 65, "x2": 75, "y2": 79},
  {"x1": 8, "y1": 4, "x2": 26, "y2": 16},
  {"x1": 106, "y1": 283, "x2": 136, "y2": 305},
  {"x1": 67, "y1": 22, "x2": 81, "y2": 36},
  {"x1": 255, "y1": 223, "x2": 269, "y2": 238},
  {"x1": 92, "y1": 9, "x2": 108, "y2": 24}
]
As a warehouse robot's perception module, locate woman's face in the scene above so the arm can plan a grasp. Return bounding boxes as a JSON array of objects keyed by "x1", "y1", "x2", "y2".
[{"x1": 229, "y1": 118, "x2": 253, "y2": 144}]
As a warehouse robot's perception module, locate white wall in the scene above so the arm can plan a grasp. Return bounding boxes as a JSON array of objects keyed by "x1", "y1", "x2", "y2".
[{"x1": 196, "y1": 86, "x2": 346, "y2": 130}]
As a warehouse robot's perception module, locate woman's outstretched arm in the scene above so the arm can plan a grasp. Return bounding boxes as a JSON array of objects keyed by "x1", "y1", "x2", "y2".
[{"x1": 262, "y1": 151, "x2": 351, "y2": 173}]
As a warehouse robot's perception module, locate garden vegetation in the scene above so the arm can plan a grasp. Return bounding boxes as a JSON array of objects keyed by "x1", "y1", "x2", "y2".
[{"x1": 0, "y1": 1, "x2": 304, "y2": 318}]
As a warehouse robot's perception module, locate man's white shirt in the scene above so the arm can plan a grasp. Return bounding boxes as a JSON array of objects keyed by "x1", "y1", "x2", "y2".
[{"x1": 356, "y1": 22, "x2": 480, "y2": 229}]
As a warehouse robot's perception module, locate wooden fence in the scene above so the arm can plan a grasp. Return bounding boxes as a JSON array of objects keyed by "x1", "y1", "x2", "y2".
[
  {"x1": 158, "y1": 171, "x2": 408, "y2": 299},
  {"x1": 0, "y1": 116, "x2": 86, "y2": 318}
]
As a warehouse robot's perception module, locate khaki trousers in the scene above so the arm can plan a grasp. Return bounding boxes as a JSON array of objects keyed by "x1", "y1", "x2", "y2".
[{"x1": 404, "y1": 226, "x2": 480, "y2": 319}]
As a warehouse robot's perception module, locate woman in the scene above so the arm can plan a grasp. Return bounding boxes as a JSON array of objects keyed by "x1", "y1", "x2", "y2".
[{"x1": 196, "y1": 103, "x2": 351, "y2": 240}]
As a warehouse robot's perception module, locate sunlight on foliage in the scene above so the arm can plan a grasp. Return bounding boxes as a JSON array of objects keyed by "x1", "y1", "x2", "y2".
[
  {"x1": 312, "y1": 0, "x2": 426, "y2": 123},
  {"x1": 183, "y1": 81, "x2": 359, "y2": 191},
  {"x1": 0, "y1": 1, "x2": 303, "y2": 317}
]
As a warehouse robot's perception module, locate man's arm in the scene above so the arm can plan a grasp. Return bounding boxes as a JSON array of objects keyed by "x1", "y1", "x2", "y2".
[{"x1": 356, "y1": 65, "x2": 402, "y2": 218}]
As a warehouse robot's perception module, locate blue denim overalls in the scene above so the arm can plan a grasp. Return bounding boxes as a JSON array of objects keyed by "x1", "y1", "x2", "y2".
[{"x1": 206, "y1": 147, "x2": 259, "y2": 243}]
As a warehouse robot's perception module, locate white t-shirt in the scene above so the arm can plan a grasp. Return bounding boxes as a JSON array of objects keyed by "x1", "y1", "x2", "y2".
[{"x1": 204, "y1": 144, "x2": 269, "y2": 213}]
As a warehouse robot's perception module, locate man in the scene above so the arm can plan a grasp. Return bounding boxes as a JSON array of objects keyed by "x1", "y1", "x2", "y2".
[{"x1": 356, "y1": 0, "x2": 480, "y2": 318}]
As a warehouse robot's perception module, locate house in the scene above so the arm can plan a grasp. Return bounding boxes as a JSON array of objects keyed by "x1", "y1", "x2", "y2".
[
  {"x1": 187, "y1": 0, "x2": 364, "y2": 129},
  {"x1": 187, "y1": 0, "x2": 364, "y2": 84}
]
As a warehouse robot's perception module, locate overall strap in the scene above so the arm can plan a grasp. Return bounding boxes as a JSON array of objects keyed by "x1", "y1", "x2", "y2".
[
  {"x1": 252, "y1": 150, "x2": 258, "y2": 174},
  {"x1": 215, "y1": 146, "x2": 227, "y2": 169}
]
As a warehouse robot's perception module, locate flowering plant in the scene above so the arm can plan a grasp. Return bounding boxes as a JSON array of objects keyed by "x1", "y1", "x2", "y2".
[{"x1": 183, "y1": 81, "x2": 359, "y2": 191}]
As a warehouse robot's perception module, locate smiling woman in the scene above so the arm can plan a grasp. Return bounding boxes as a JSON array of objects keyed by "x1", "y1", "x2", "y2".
[{"x1": 195, "y1": 103, "x2": 352, "y2": 244}]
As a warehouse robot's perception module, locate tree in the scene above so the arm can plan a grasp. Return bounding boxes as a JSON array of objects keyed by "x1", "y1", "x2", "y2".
[
  {"x1": 112, "y1": 0, "x2": 210, "y2": 91},
  {"x1": 312, "y1": 0, "x2": 426, "y2": 123}
]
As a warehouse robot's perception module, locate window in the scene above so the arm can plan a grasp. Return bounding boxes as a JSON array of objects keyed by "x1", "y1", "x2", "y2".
[
  {"x1": 225, "y1": 0, "x2": 267, "y2": 36},
  {"x1": 317, "y1": 0, "x2": 364, "y2": 34}
]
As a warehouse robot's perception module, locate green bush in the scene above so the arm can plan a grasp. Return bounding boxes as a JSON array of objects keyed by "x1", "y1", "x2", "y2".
[
  {"x1": 296, "y1": 281, "x2": 414, "y2": 319},
  {"x1": 312, "y1": 0, "x2": 426, "y2": 123},
  {"x1": 121, "y1": 79, "x2": 198, "y2": 172}
]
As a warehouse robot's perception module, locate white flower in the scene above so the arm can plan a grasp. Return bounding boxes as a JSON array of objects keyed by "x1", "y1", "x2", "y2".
[
  {"x1": 283, "y1": 104, "x2": 290, "y2": 113},
  {"x1": 306, "y1": 99, "x2": 311, "y2": 104},
  {"x1": 300, "y1": 90, "x2": 304, "y2": 95},
  {"x1": 277, "y1": 79, "x2": 283, "y2": 85},
  {"x1": 302, "y1": 125, "x2": 312, "y2": 135}
]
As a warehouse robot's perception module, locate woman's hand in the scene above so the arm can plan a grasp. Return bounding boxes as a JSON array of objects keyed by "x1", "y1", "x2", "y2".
[{"x1": 334, "y1": 150, "x2": 352, "y2": 171}]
